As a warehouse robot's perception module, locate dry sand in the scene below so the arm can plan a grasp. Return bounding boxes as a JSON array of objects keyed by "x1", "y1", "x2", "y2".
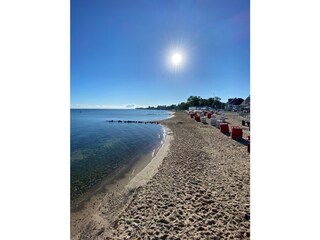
[{"x1": 73, "y1": 111, "x2": 250, "y2": 239}]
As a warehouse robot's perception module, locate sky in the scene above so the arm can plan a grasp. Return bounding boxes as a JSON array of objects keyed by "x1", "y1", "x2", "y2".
[{"x1": 71, "y1": 0, "x2": 250, "y2": 108}]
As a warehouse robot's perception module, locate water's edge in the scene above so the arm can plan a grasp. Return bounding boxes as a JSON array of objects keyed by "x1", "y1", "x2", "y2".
[
  {"x1": 71, "y1": 109, "x2": 173, "y2": 205},
  {"x1": 71, "y1": 124, "x2": 169, "y2": 212}
]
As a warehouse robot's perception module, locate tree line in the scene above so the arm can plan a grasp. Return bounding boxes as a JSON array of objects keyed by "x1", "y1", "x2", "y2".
[{"x1": 136, "y1": 96, "x2": 225, "y2": 110}]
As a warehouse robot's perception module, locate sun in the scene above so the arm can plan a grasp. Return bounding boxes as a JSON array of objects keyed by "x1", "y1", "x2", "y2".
[
  {"x1": 166, "y1": 47, "x2": 186, "y2": 71},
  {"x1": 171, "y1": 52, "x2": 183, "y2": 66}
]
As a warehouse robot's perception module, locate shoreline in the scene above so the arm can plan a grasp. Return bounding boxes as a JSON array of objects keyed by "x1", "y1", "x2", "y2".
[
  {"x1": 74, "y1": 111, "x2": 250, "y2": 239},
  {"x1": 125, "y1": 126, "x2": 173, "y2": 191},
  {"x1": 71, "y1": 122, "x2": 174, "y2": 239}
]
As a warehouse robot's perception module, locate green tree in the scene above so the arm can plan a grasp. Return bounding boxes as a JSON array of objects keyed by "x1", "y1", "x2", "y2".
[
  {"x1": 214, "y1": 96, "x2": 221, "y2": 102},
  {"x1": 178, "y1": 102, "x2": 190, "y2": 110},
  {"x1": 187, "y1": 96, "x2": 201, "y2": 107},
  {"x1": 207, "y1": 97, "x2": 215, "y2": 107},
  {"x1": 199, "y1": 98, "x2": 208, "y2": 106}
]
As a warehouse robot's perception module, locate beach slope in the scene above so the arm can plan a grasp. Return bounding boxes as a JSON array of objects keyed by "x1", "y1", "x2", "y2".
[{"x1": 78, "y1": 111, "x2": 250, "y2": 239}]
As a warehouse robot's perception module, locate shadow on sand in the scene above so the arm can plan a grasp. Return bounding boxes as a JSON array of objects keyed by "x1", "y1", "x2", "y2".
[
  {"x1": 220, "y1": 132, "x2": 250, "y2": 146},
  {"x1": 233, "y1": 138, "x2": 249, "y2": 146}
]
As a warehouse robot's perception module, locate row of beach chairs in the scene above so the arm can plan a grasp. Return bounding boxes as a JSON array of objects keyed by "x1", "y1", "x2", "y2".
[{"x1": 189, "y1": 111, "x2": 250, "y2": 152}]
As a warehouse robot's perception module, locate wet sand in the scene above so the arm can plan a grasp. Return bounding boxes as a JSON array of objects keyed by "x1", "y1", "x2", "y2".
[
  {"x1": 73, "y1": 111, "x2": 250, "y2": 239},
  {"x1": 71, "y1": 126, "x2": 173, "y2": 240}
]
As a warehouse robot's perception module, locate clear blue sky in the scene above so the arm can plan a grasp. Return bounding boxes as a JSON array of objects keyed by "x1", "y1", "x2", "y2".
[{"x1": 71, "y1": 0, "x2": 250, "y2": 108}]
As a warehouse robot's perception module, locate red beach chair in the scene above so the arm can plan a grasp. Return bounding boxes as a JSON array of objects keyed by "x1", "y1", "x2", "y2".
[
  {"x1": 231, "y1": 126, "x2": 243, "y2": 139},
  {"x1": 220, "y1": 123, "x2": 229, "y2": 133}
]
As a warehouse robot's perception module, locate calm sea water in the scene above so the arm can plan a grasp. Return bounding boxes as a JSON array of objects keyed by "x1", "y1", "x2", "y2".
[{"x1": 71, "y1": 109, "x2": 171, "y2": 200}]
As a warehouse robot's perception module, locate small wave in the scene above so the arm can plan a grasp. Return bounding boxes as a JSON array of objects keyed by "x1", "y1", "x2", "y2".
[{"x1": 152, "y1": 149, "x2": 155, "y2": 157}]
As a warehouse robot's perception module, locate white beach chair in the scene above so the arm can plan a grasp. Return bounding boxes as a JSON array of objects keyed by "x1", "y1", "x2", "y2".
[
  {"x1": 210, "y1": 117, "x2": 217, "y2": 126},
  {"x1": 216, "y1": 120, "x2": 222, "y2": 128}
]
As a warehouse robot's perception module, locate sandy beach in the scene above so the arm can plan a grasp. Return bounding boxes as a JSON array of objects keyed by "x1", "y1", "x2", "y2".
[{"x1": 72, "y1": 111, "x2": 250, "y2": 239}]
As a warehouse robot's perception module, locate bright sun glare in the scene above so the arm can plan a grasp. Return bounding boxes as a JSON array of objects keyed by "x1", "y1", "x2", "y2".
[
  {"x1": 171, "y1": 52, "x2": 182, "y2": 66},
  {"x1": 166, "y1": 48, "x2": 186, "y2": 71}
]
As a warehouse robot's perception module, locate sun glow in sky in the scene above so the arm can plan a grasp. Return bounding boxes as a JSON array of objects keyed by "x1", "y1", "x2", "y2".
[
  {"x1": 71, "y1": 0, "x2": 250, "y2": 108},
  {"x1": 171, "y1": 52, "x2": 182, "y2": 66},
  {"x1": 167, "y1": 48, "x2": 186, "y2": 71}
]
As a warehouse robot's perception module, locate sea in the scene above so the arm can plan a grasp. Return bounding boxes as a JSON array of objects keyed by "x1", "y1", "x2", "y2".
[{"x1": 71, "y1": 109, "x2": 172, "y2": 201}]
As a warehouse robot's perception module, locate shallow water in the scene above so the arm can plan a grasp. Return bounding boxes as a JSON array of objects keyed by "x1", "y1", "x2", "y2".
[{"x1": 70, "y1": 109, "x2": 171, "y2": 200}]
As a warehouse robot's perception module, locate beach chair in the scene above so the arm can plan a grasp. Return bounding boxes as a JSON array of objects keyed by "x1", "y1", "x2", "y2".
[
  {"x1": 220, "y1": 123, "x2": 229, "y2": 133},
  {"x1": 210, "y1": 116, "x2": 217, "y2": 126},
  {"x1": 231, "y1": 126, "x2": 243, "y2": 139}
]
